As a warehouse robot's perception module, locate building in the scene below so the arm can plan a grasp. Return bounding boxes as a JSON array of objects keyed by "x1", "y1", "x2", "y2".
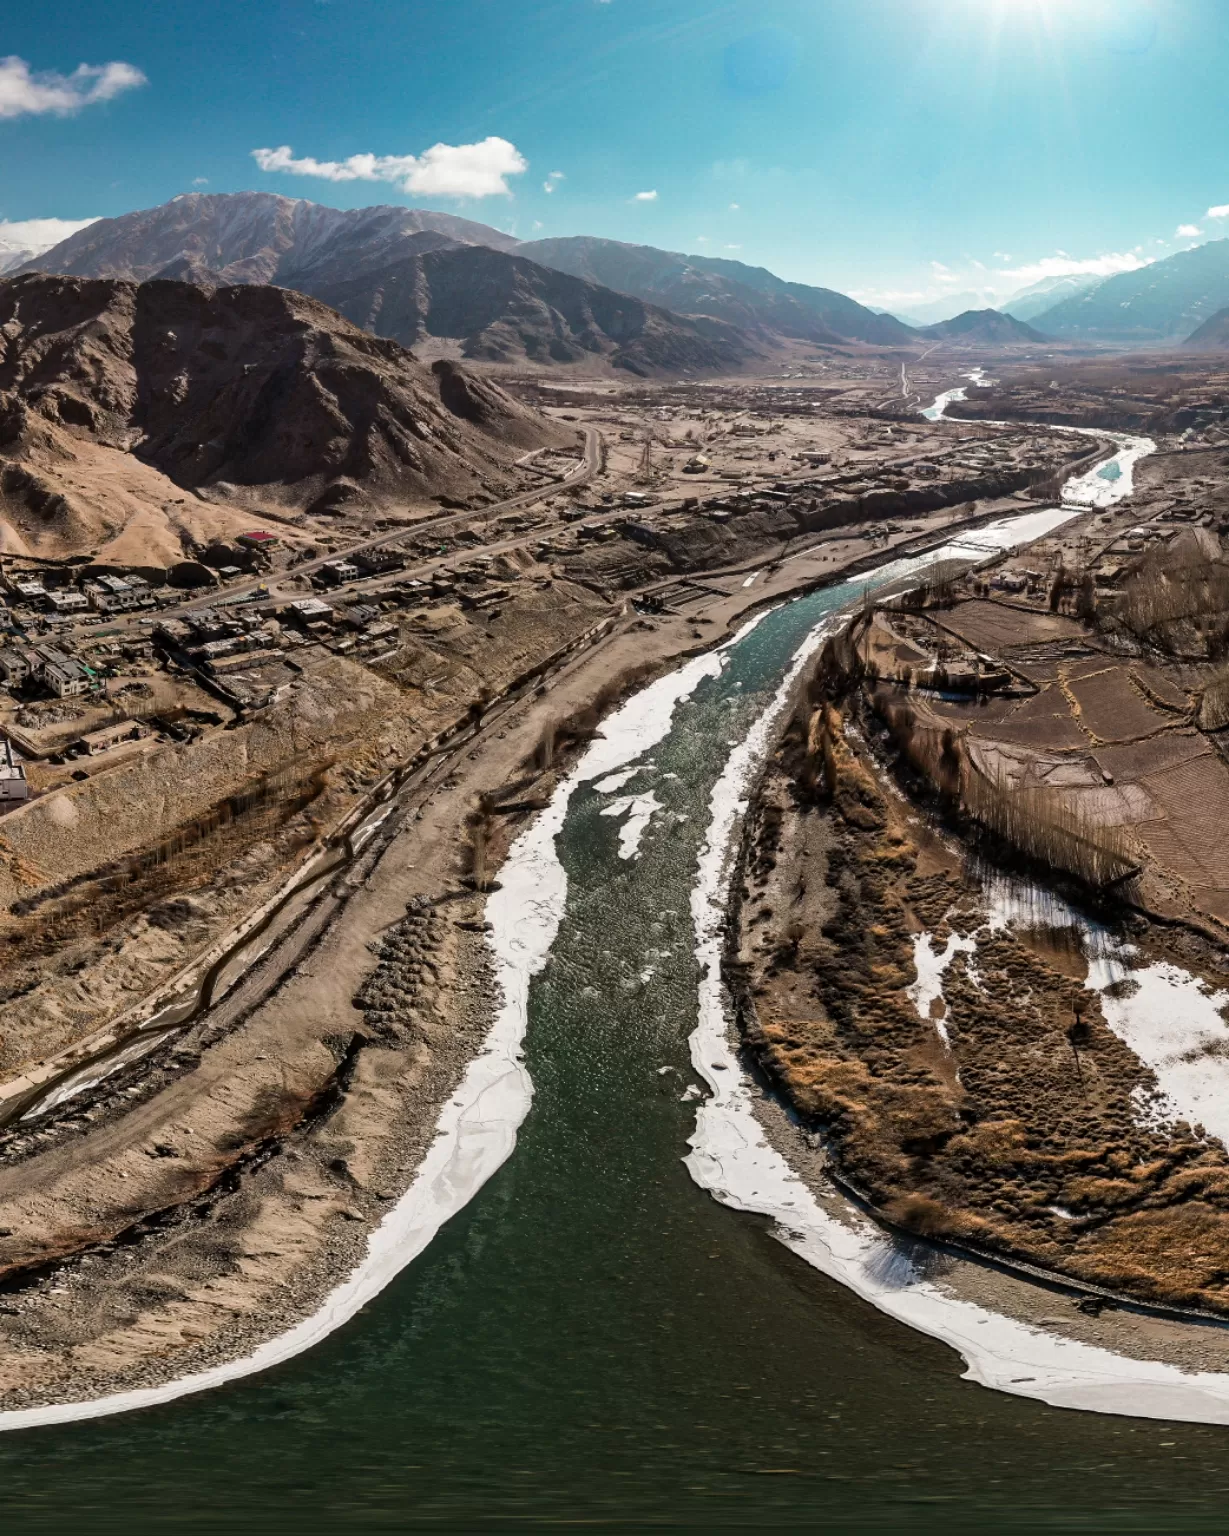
[
  {"x1": 78, "y1": 720, "x2": 147, "y2": 756},
  {"x1": 0, "y1": 739, "x2": 27, "y2": 804},
  {"x1": 318, "y1": 560, "x2": 360, "y2": 586},
  {"x1": 238, "y1": 530, "x2": 280, "y2": 553},
  {"x1": 0, "y1": 647, "x2": 36, "y2": 689},
  {"x1": 352, "y1": 547, "x2": 404, "y2": 575},
  {"x1": 85, "y1": 574, "x2": 143, "y2": 614},
  {"x1": 33, "y1": 645, "x2": 93, "y2": 699},
  {"x1": 286, "y1": 598, "x2": 334, "y2": 626},
  {"x1": 45, "y1": 589, "x2": 89, "y2": 616}
]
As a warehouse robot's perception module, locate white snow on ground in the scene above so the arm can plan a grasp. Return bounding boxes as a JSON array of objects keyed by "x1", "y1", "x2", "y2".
[
  {"x1": 1092, "y1": 958, "x2": 1229, "y2": 1147},
  {"x1": 907, "y1": 931, "x2": 975, "y2": 1046},
  {"x1": 600, "y1": 792, "x2": 662, "y2": 860},
  {"x1": 1060, "y1": 432, "x2": 1157, "y2": 508}
]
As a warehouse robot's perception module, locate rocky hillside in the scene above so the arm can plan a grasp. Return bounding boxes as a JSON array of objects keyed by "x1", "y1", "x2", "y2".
[
  {"x1": 1033, "y1": 240, "x2": 1229, "y2": 342},
  {"x1": 517, "y1": 235, "x2": 914, "y2": 347},
  {"x1": 304, "y1": 243, "x2": 758, "y2": 374},
  {"x1": 0, "y1": 272, "x2": 572, "y2": 566},
  {"x1": 919, "y1": 308, "x2": 1049, "y2": 344},
  {"x1": 1183, "y1": 306, "x2": 1229, "y2": 350}
]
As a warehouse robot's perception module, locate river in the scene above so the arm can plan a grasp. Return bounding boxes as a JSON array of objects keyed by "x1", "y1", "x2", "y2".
[{"x1": 4, "y1": 408, "x2": 1229, "y2": 1531}]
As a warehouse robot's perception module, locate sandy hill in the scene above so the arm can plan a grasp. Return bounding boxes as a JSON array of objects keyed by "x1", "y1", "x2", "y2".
[
  {"x1": 0, "y1": 272, "x2": 572, "y2": 569},
  {"x1": 919, "y1": 308, "x2": 1049, "y2": 344}
]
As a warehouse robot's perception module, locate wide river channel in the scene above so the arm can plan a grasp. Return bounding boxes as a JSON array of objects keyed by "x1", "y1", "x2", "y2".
[{"x1": 4, "y1": 437, "x2": 1229, "y2": 1531}]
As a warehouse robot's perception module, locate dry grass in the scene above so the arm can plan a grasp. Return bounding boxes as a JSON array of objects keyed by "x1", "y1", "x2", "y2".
[
  {"x1": 1106, "y1": 549, "x2": 1229, "y2": 657},
  {"x1": 963, "y1": 763, "x2": 1138, "y2": 889}
]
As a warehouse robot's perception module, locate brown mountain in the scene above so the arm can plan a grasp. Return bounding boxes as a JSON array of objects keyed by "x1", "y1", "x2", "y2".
[
  {"x1": 515, "y1": 235, "x2": 916, "y2": 347},
  {"x1": 14, "y1": 191, "x2": 521, "y2": 286},
  {"x1": 24, "y1": 193, "x2": 759, "y2": 377},
  {"x1": 919, "y1": 308, "x2": 1049, "y2": 345},
  {"x1": 0, "y1": 272, "x2": 572, "y2": 568},
  {"x1": 302, "y1": 243, "x2": 760, "y2": 374}
]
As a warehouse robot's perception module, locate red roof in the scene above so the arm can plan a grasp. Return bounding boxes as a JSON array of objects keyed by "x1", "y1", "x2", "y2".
[{"x1": 240, "y1": 530, "x2": 277, "y2": 543}]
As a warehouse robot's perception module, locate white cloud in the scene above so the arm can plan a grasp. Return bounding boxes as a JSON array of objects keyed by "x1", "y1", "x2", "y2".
[
  {"x1": 1208, "y1": 204, "x2": 1229, "y2": 219},
  {"x1": 695, "y1": 235, "x2": 709, "y2": 244},
  {"x1": 0, "y1": 216, "x2": 99, "y2": 254},
  {"x1": 1177, "y1": 223, "x2": 1202, "y2": 238},
  {"x1": 192, "y1": 177, "x2": 209, "y2": 187},
  {"x1": 632, "y1": 189, "x2": 658, "y2": 202},
  {"x1": 995, "y1": 251, "x2": 1150, "y2": 284},
  {"x1": 251, "y1": 137, "x2": 528, "y2": 198},
  {"x1": 543, "y1": 170, "x2": 564, "y2": 194},
  {"x1": 728, "y1": 202, "x2": 740, "y2": 211},
  {"x1": 0, "y1": 55, "x2": 145, "y2": 119},
  {"x1": 532, "y1": 219, "x2": 543, "y2": 230},
  {"x1": 993, "y1": 251, "x2": 1012, "y2": 260},
  {"x1": 724, "y1": 243, "x2": 741, "y2": 250}
]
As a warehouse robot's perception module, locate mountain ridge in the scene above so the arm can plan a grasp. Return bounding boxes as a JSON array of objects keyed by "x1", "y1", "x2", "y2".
[{"x1": 0, "y1": 270, "x2": 570, "y2": 567}]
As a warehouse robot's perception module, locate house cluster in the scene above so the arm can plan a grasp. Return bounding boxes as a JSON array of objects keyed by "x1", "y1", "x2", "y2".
[
  {"x1": 314, "y1": 544, "x2": 406, "y2": 588},
  {"x1": 0, "y1": 642, "x2": 97, "y2": 700},
  {"x1": 7, "y1": 571, "x2": 157, "y2": 618}
]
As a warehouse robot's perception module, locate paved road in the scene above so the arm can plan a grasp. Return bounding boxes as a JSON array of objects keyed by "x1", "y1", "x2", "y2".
[{"x1": 79, "y1": 426, "x2": 602, "y2": 638}]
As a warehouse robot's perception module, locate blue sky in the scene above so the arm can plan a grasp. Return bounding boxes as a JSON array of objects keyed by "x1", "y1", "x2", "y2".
[{"x1": 3, "y1": 0, "x2": 1229, "y2": 306}]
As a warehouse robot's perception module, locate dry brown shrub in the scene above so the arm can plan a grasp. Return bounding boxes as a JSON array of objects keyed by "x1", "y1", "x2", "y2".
[{"x1": 883, "y1": 1193, "x2": 960, "y2": 1239}]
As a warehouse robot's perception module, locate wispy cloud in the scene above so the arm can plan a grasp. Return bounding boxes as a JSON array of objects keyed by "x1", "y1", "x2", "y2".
[
  {"x1": 724, "y1": 243, "x2": 741, "y2": 250},
  {"x1": 994, "y1": 251, "x2": 1149, "y2": 285},
  {"x1": 632, "y1": 189, "x2": 658, "y2": 202},
  {"x1": 0, "y1": 216, "x2": 99, "y2": 253},
  {"x1": 0, "y1": 55, "x2": 145, "y2": 119},
  {"x1": 251, "y1": 137, "x2": 528, "y2": 198},
  {"x1": 543, "y1": 170, "x2": 564, "y2": 194},
  {"x1": 1176, "y1": 223, "x2": 1202, "y2": 238}
]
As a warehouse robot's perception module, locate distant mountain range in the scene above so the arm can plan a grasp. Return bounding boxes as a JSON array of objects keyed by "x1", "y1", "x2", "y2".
[
  {"x1": 919, "y1": 309, "x2": 1049, "y2": 345},
  {"x1": 1030, "y1": 240, "x2": 1229, "y2": 342},
  {"x1": 13, "y1": 192, "x2": 908, "y2": 371},
  {"x1": 516, "y1": 235, "x2": 913, "y2": 347},
  {"x1": 1000, "y1": 273, "x2": 1104, "y2": 322},
  {"x1": 21, "y1": 191, "x2": 1229, "y2": 358}
]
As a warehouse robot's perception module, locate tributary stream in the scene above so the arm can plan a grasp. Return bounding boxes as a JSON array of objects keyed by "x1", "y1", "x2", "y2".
[{"x1": 3, "y1": 431, "x2": 1227, "y2": 1532}]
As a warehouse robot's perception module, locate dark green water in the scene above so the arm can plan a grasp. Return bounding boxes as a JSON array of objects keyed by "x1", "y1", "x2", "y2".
[{"x1": 2, "y1": 552, "x2": 1228, "y2": 1534}]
